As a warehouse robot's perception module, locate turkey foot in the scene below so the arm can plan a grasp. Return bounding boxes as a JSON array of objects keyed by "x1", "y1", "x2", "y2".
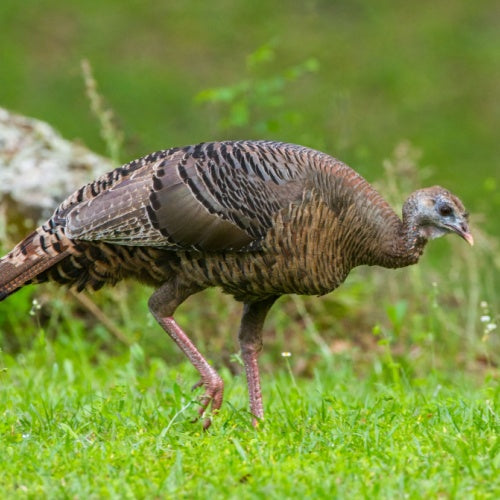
[
  {"x1": 190, "y1": 370, "x2": 224, "y2": 429},
  {"x1": 158, "y1": 316, "x2": 224, "y2": 429}
]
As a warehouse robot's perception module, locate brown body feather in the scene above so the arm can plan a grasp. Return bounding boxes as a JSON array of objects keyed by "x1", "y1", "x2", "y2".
[
  {"x1": 0, "y1": 140, "x2": 472, "y2": 427},
  {"x1": 2, "y1": 141, "x2": 408, "y2": 299}
]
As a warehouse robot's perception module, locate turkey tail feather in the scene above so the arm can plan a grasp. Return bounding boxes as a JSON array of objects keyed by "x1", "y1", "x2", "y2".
[{"x1": 0, "y1": 229, "x2": 71, "y2": 301}]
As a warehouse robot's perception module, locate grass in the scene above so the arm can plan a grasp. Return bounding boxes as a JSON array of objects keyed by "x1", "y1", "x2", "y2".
[{"x1": 0, "y1": 329, "x2": 498, "y2": 498}]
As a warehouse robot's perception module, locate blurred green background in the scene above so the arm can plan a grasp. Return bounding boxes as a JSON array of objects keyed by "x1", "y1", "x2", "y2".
[
  {"x1": 0, "y1": 0, "x2": 498, "y2": 366},
  {"x1": 1, "y1": 0, "x2": 499, "y2": 235}
]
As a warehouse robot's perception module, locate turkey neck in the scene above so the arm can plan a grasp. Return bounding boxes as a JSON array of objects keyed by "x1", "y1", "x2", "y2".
[
  {"x1": 376, "y1": 219, "x2": 427, "y2": 269},
  {"x1": 311, "y1": 160, "x2": 427, "y2": 271},
  {"x1": 352, "y1": 194, "x2": 428, "y2": 270}
]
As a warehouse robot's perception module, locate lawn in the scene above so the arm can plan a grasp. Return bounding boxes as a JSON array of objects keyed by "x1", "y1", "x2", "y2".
[{"x1": 1, "y1": 326, "x2": 498, "y2": 498}]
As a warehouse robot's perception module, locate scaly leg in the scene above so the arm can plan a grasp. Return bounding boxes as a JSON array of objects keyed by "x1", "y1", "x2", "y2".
[
  {"x1": 238, "y1": 297, "x2": 277, "y2": 426},
  {"x1": 149, "y1": 281, "x2": 223, "y2": 429}
]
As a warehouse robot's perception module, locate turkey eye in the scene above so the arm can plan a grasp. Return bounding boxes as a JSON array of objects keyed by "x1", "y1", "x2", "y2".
[{"x1": 439, "y1": 205, "x2": 452, "y2": 216}]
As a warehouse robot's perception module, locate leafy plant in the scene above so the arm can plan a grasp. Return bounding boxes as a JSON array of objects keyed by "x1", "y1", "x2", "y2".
[{"x1": 196, "y1": 42, "x2": 319, "y2": 137}]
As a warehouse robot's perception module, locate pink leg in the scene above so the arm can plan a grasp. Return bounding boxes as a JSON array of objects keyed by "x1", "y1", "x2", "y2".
[
  {"x1": 149, "y1": 281, "x2": 222, "y2": 429},
  {"x1": 241, "y1": 345, "x2": 264, "y2": 424},
  {"x1": 158, "y1": 317, "x2": 223, "y2": 430},
  {"x1": 238, "y1": 297, "x2": 277, "y2": 426}
]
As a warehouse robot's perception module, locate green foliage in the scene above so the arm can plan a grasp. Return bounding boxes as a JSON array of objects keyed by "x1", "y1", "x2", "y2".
[
  {"x1": 0, "y1": 333, "x2": 498, "y2": 497},
  {"x1": 196, "y1": 42, "x2": 319, "y2": 138},
  {"x1": 0, "y1": 287, "x2": 35, "y2": 349}
]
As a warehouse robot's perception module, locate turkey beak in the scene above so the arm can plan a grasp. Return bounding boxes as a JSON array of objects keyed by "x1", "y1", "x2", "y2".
[{"x1": 448, "y1": 221, "x2": 474, "y2": 246}]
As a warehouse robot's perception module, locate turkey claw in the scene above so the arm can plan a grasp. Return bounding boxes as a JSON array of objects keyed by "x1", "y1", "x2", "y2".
[{"x1": 190, "y1": 374, "x2": 224, "y2": 429}]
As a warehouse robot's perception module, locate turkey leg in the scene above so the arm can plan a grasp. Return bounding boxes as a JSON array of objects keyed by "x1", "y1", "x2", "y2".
[
  {"x1": 238, "y1": 297, "x2": 277, "y2": 426},
  {"x1": 149, "y1": 281, "x2": 223, "y2": 430}
]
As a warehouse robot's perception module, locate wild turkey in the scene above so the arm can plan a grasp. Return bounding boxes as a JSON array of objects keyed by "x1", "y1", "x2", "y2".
[{"x1": 0, "y1": 140, "x2": 473, "y2": 428}]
